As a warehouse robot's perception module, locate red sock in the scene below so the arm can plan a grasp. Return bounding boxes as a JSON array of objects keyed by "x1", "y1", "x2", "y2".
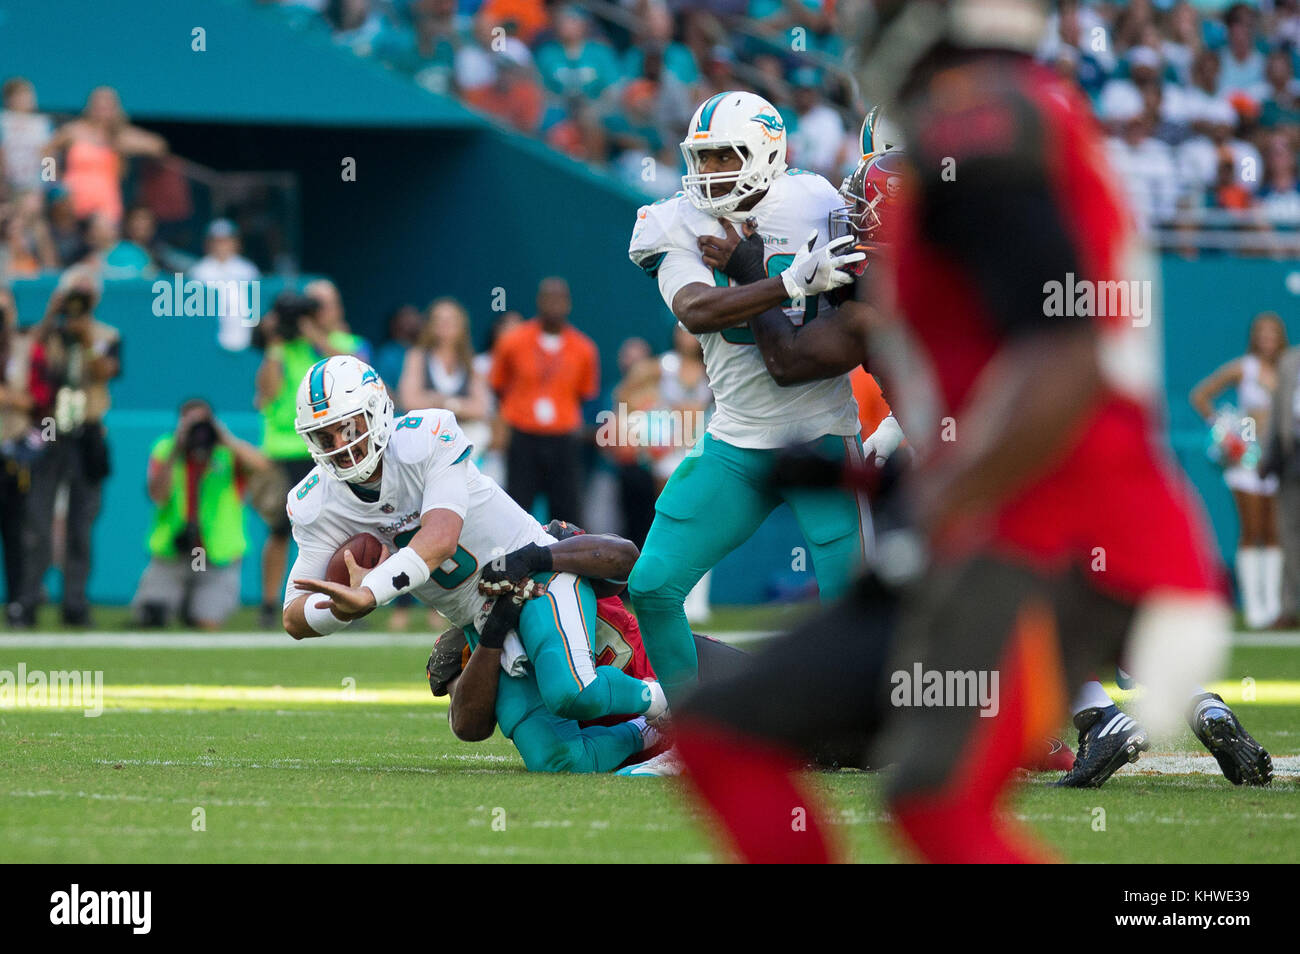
[{"x1": 676, "y1": 722, "x2": 838, "y2": 864}]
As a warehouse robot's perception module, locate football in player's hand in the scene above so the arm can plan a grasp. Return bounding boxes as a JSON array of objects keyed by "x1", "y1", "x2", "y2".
[{"x1": 326, "y1": 533, "x2": 386, "y2": 585}]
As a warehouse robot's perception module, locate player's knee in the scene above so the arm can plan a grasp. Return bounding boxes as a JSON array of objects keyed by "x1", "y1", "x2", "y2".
[
  {"x1": 519, "y1": 736, "x2": 584, "y2": 773},
  {"x1": 627, "y1": 554, "x2": 685, "y2": 608},
  {"x1": 538, "y1": 680, "x2": 585, "y2": 721}
]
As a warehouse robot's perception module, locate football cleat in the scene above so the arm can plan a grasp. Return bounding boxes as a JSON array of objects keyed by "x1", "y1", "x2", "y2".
[
  {"x1": 1055, "y1": 705, "x2": 1148, "y2": 788},
  {"x1": 615, "y1": 747, "x2": 683, "y2": 778},
  {"x1": 642, "y1": 679, "x2": 668, "y2": 722},
  {"x1": 1188, "y1": 692, "x2": 1273, "y2": 786}
]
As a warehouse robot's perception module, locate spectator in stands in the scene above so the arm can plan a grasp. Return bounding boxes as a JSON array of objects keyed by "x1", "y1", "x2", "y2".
[
  {"x1": 251, "y1": 290, "x2": 347, "y2": 628},
  {"x1": 490, "y1": 277, "x2": 598, "y2": 524},
  {"x1": 463, "y1": 50, "x2": 545, "y2": 132},
  {"x1": 99, "y1": 204, "x2": 161, "y2": 278},
  {"x1": 1184, "y1": 48, "x2": 1229, "y2": 134},
  {"x1": 374, "y1": 0, "x2": 464, "y2": 94},
  {"x1": 191, "y1": 219, "x2": 260, "y2": 352},
  {"x1": 45, "y1": 86, "x2": 167, "y2": 225},
  {"x1": 1257, "y1": 130, "x2": 1300, "y2": 224},
  {"x1": 47, "y1": 188, "x2": 87, "y2": 267},
  {"x1": 479, "y1": 0, "x2": 549, "y2": 46},
  {"x1": 655, "y1": 322, "x2": 711, "y2": 491},
  {"x1": 398, "y1": 296, "x2": 491, "y2": 454},
  {"x1": 623, "y1": 2, "x2": 698, "y2": 88},
  {"x1": 1104, "y1": 83, "x2": 1180, "y2": 230},
  {"x1": 132, "y1": 399, "x2": 270, "y2": 630},
  {"x1": 12, "y1": 267, "x2": 120, "y2": 627},
  {"x1": 788, "y1": 67, "x2": 845, "y2": 180},
  {"x1": 1259, "y1": 50, "x2": 1300, "y2": 129},
  {"x1": 373, "y1": 303, "x2": 423, "y2": 409},
  {"x1": 535, "y1": 6, "x2": 620, "y2": 101},
  {"x1": 1178, "y1": 98, "x2": 1262, "y2": 202},
  {"x1": 1037, "y1": 0, "x2": 1113, "y2": 94},
  {"x1": 606, "y1": 79, "x2": 672, "y2": 195},
  {"x1": 304, "y1": 278, "x2": 369, "y2": 362},
  {"x1": 1162, "y1": 2, "x2": 1204, "y2": 86},
  {"x1": 1219, "y1": 4, "x2": 1266, "y2": 102},
  {"x1": 328, "y1": 0, "x2": 385, "y2": 55},
  {"x1": 0, "y1": 77, "x2": 53, "y2": 196},
  {"x1": 1, "y1": 191, "x2": 57, "y2": 276},
  {"x1": 455, "y1": 11, "x2": 534, "y2": 99},
  {"x1": 0, "y1": 285, "x2": 34, "y2": 615}
]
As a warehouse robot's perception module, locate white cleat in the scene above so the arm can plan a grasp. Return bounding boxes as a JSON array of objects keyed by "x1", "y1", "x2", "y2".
[
  {"x1": 642, "y1": 679, "x2": 669, "y2": 722},
  {"x1": 615, "y1": 747, "x2": 683, "y2": 778}
]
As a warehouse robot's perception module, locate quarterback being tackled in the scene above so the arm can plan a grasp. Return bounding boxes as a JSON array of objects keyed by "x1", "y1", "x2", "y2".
[{"x1": 280, "y1": 356, "x2": 668, "y2": 769}]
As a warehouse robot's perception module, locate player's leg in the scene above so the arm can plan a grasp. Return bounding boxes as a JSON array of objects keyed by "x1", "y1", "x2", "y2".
[
  {"x1": 492, "y1": 666, "x2": 649, "y2": 773},
  {"x1": 674, "y1": 577, "x2": 898, "y2": 862},
  {"x1": 782, "y1": 436, "x2": 873, "y2": 603},
  {"x1": 881, "y1": 557, "x2": 1081, "y2": 864},
  {"x1": 628, "y1": 434, "x2": 778, "y2": 703},
  {"x1": 519, "y1": 572, "x2": 660, "y2": 722}
]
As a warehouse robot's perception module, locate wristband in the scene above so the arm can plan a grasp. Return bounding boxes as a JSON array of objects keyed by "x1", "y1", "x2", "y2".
[
  {"x1": 303, "y1": 598, "x2": 351, "y2": 636},
  {"x1": 522, "y1": 542, "x2": 554, "y2": 574},
  {"x1": 361, "y1": 546, "x2": 432, "y2": 607}
]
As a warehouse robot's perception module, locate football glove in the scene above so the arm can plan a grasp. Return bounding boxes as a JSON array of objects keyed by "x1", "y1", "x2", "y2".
[
  {"x1": 720, "y1": 225, "x2": 767, "y2": 285},
  {"x1": 780, "y1": 231, "x2": 865, "y2": 299},
  {"x1": 479, "y1": 541, "x2": 553, "y2": 592},
  {"x1": 427, "y1": 628, "x2": 469, "y2": 697},
  {"x1": 862, "y1": 415, "x2": 905, "y2": 467}
]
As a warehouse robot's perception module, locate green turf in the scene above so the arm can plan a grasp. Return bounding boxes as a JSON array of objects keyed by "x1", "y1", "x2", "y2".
[{"x1": 1, "y1": 639, "x2": 1296, "y2": 863}]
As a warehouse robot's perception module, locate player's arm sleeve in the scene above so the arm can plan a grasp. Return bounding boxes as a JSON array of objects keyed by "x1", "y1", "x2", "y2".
[
  {"x1": 282, "y1": 524, "x2": 338, "y2": 609},
  {"x1": 913, "y1": 94, "x2": 1085, "y2": 341},
  {"x1": 656, "y1": 247, "x2": 715, "y2": 315},
  {"x1": 422, "y1": 460, "x2": 470, "y2": 518}
]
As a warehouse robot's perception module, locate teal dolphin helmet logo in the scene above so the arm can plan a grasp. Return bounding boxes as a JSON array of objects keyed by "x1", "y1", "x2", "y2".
[{"x1": 750, "y1": 113, "x2": 785, "y2": 137}]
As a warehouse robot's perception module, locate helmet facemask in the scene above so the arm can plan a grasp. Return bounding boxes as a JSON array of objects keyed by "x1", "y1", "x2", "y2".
[
  {"x1": 296, "y1": 389, "x2": 393, "y2": 483},
  {"x1": 680, "y1": 141, "x2": 771, "y2": 215}
]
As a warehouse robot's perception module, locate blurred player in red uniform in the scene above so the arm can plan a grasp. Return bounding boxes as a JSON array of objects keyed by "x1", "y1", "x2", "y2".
[{"x1": 673, "y1": 0, "x2": 1269, "y2": 864}]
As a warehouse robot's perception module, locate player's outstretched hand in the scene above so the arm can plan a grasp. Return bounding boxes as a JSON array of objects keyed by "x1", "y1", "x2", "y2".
[
  {"x1": 294, "y1": 574, "x2": 377, "y2": 621},
  {"x1": 781, "y1": 231, "x2": 865, "y2": 298}
]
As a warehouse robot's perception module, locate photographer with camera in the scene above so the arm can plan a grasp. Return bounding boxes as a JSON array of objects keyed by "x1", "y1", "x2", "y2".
[
  {"x1": 250, "y1": 288, "x2": 356, "y2": 628},
  {"x1": 11, "y1": 266, "x2": 120, "y2": 628},
  {"x1": 131, "y1": 398, "x2": 269, "y2": 629}
]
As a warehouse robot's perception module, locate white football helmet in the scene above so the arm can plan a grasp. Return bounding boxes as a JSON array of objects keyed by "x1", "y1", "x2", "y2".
[
  {"x1": 294, "y1": 355, "x2": 394, "y2": 483},
  {"x1": 680, "y1": 91, "x2": 788, "y2": 215}
]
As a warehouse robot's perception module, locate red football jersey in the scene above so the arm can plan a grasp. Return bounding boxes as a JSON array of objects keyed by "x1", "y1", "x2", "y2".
[
  {"x1": 580, "y1": 596, "x2": 658, "y2": 728},
  {"x1": 892, "y1": 60, "x2": 1222, "y2": 601}
]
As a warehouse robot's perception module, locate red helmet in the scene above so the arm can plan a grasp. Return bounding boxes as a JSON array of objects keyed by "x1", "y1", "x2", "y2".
[{"x1": 829, "y1": 149, "x2": 908, "y2": 256}]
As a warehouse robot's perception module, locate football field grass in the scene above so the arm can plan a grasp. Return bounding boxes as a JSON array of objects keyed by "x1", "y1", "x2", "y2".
[{"x1": 1, "y1": 627, "x2": 1297, "y2": 863}]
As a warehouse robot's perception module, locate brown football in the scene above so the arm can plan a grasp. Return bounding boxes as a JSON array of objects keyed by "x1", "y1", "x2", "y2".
[{"x1": 325, "y1": 533, "x2": 387, "y2": 585}]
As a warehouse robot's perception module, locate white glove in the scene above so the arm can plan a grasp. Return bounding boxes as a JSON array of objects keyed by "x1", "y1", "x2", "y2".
[
  {"x1": 862, "y1": 415, "x2": 905, "y2": 467},
  {"x1": 780, "y1": 231, "x2": 866, "y2": 299}
]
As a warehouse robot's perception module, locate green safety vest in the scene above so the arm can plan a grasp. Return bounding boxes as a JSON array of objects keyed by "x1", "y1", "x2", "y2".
[
  {"x1": 146, "y1": 436, "x2": 247, "y2": 566},
  {"x1": 261, "y1": 339, "x2": 322, "y2": 460}
]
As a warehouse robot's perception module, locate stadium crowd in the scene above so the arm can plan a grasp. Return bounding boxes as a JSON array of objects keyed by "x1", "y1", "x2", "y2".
[{"x1": 247, "y1": 0, "x2": 1300, "y2": 233}]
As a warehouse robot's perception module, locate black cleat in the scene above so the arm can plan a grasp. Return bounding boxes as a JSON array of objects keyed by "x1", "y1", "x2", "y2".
[
  {"x1": 1055, "y1": 705, "x2": 1149, "y2": 788},
  {"x1": 1188, "y1": 692, "x2": 1273, "y2": 786}
]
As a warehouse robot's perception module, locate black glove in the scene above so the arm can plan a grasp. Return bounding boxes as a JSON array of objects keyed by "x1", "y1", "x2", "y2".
[
  {"x1": 426, "y1": 628, "x2": 469, "y2": 697},
  {"x1": 720, "y1": 222, "x2": 767, "y2": 285},
  {"x1": 476, "y1": 595, "x2": 523, "y2": 650},
  {"x1": 480, "y1": 541, "x2": 553, "y2": 588}
]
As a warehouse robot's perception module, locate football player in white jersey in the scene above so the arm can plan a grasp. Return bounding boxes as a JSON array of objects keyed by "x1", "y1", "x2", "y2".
[
  {"x1": 625, "y1": 90, "x2": 872, "y2": 706},
  {"x1": 281, "y1": 356, "x2": 666, "y2": 747}
]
